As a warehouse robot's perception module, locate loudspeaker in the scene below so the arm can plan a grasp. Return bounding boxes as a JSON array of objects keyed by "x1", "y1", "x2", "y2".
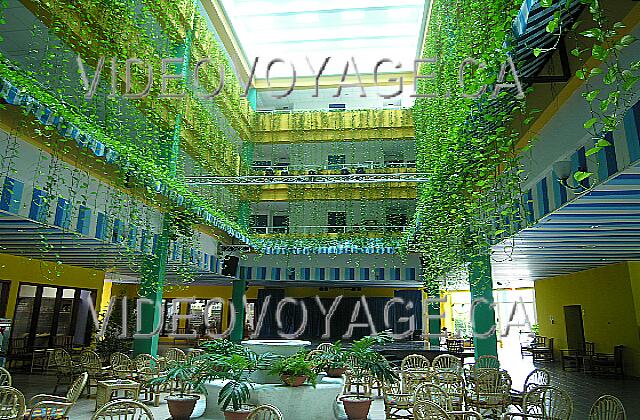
[{"x1": 222, "y1": 255, "x2": 239, "y2": 277}]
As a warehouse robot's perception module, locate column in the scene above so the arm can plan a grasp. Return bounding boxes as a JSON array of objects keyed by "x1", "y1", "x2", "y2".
[
  {"x1": 469, "y1": 252, "x2": 498, "y2": 358},
  {"x1": 133, "y1": 20, "x2": 196, "y2": 356},
  {"x1": 230, "y1": 278, "x2": 246, "y2": 342}
]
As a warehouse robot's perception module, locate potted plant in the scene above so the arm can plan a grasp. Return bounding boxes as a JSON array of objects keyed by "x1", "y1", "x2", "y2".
[
  {"x1": 340, "y1": 333, "x2": 398, "y2": 420},
  {"x1": 150, "y1": 357, "x2": 207, "y2": 420},
  {"x1": 316, "y1": 342, "x2": 349, "y2": 377},
  {"x1": 212, "y1": 351, "x2": 271, "y2": 420},
  {"x1": 269, "y1": 352, "x2": 318, "y2": 387}
]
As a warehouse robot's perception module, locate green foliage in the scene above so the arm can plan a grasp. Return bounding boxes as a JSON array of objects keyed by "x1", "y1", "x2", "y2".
[
  {"x1": 269, "y1": 352, "x2": 318, "y2": 386},
  {"x1": 150, "y1": 357, "x2": 208, "y2": 397},
  {"x1": 343, "y1": 333, "x2": 397, "y2": 387}
]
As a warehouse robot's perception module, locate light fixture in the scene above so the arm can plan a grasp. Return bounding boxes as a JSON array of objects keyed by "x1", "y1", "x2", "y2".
[{"x1": 552, "y1": 160, "x2": 587, "y2": 191}]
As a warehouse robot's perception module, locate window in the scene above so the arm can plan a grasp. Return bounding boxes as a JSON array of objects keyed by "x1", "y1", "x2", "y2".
[
  {"x1": 287, "y1": 267, "x2": 296, "y2": 280},
  {"x1": 390, "y1": 268, "x2": 401, "y2": 280},
  {"x1": 54, "y1": 198, "x2": 71, "y2": 229},
  {"x1": 252, "y1": 160, "x2": 272, "y2": 170},
  {"x1": 0, "y1": 281, "x2": 10, "y2": 317},
  {"x1": 345, "y1": 268, "x2": 355, "y2": 281},
  {"x1": 360, "y1": 268, "x2": 370, "y2": 281},
  {"x1": 405, "y1": 267, "x2": 416, "y2": 281},
  {"x1": 375, "y1": 268, "x2": 385, "y2": 280},
  {"x1": 96, "y1": 212, "x2": 108, "y2": 240},
  {"x1": 328, "y1": 154, "x2": 346, "y2": 170},
  {"x1": 330, "y1": 268, "x2": 340, "y2": 281},
  {"x1": 301, "y1": 268, "x2": 311, "y2": 281},
  {"x1": 250, "y1": 215, "x2": 268, "y2": 234},
  {"x1": 240, "y1": 266, "x2": 253, "y2": 280},
  {"x1": 29, "y1": 188, "x2": 49, "y2": 223},
  {"x1": 386, "y1": 213, "x2": 407, "y2": 232},
  {"x1": 328, "y1": 211, "x2": 346, "y2": 233},
  {"x1": 271, "y1": 267, "x2": 281, "y2": 281},
  {"x1": 257, "y1": 267, "x2": 267, "y2": 280},
  {"x1": 0, "y1": 177, "x2": 24, "y2": 214},
  {"x1": 272, "y1": 215, "x2": 289, "y2": 234},
  {"x1": 77, "y1": 206, "x2": 91, "y2": 235},
  {"x1": 316, "y1": 268, "x2": 325, "y2": 281}
]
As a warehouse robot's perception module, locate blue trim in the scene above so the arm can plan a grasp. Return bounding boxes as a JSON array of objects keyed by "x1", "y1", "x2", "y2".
[
  {"x1": 597, "y1": 132, "x2": 618, "y2": 180},
  {"x1": 53, "y1": 198, "x2": 71, "y2": 229},
  {"x1": 29, "y1": 188, "x2": 49, "y2": 223},
  {"x1": 95, "y1": 212, "x2": 108, "y2": 239},
  {"x1": 360, "y1": 268, "x2": 370, "y2": 281},
  {"x1": 0, "y1": 177, "x2": 24, "y2": 214},
  {"x1": 623, "y1": 101, "x2": 640, "y2": 162},
  {"x1": 76, "y1": 206, "x2": 91, "y2": 235},
  {"x1": 345, "y1": 267, "x2": 355, "y2": 281},
  {"x1": 536, "y1": 178, "x2": 549, "y2": 217},
  {"x1": 316, "y1": 267, "x2": 325, "y2": 281}
]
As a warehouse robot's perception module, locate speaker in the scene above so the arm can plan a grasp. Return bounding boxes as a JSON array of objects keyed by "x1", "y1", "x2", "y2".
[{"x1": 222, "y1": 255, "x2": 239, "y2": 277}]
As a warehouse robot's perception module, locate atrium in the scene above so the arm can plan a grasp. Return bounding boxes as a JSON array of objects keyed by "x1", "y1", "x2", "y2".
[{"x1": 0, "y1": 0, "x2": 638, "y2": 419}]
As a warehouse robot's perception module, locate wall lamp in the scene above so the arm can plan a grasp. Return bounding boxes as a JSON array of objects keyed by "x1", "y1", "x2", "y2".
[{"x1": 552, "y1": 160, "x2": 587, "y2": 192}]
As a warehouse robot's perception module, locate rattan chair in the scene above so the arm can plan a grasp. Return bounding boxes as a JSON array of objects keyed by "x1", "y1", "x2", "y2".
[
  {"x1": 383, "y1": 380, "x2": 414, "y2": 419},
  {"x1": 25, "y1": 372, "x2": 87, "y2": 419},
  {"x1": 110, "y1": 353, "x2": 133, "y2": 380},
  {"x1": 589, "y1": 395, "x2": 626, "y2": 420},
  {"x1": 0, "y1": 386, "x2": 25, "y2": 420},
  {"x1": 475, "y1": 355, "x2": 500, "y2": 369},
  {"x1": 188, "y1": 349, "x2": 205, "y2": 359},
  {"x1": 52, "y1": 348, "x2": 82, "y2": 394},
  {"x1": 466, "y1": 369, "x2": 511, "y2": 417},
  {"x1": 413, "y1": 400, "x2": 482, "y2": 419},
  {"x1": 81, "y1": 349, "x2": 111, "y2": 397},
  {"x1": 0, "y1": 369, "x2": 10, "y2": 387},
  {"x1": 401, "y1": 354, "x2": 431, "y2": 394},
  {"x1": 134, "y1": 354, "x2": 158, "y2": 371},
  {"x1": 510, "y1": 368, "x2": 550, "y2": 410},
  {"x1": 91, "y1": 399, "x2": 154, "y2": 420},
  {"x1": 432, "y1": 371, "x2": 465, "y2": 410},
  {"x1": 164, "y1": 348, "x2": 187, "y2": 363},
  {"x1": 247, "y1": 404, "x2": 283, "y2": 420},
  {"x1": 523, "y1": 385, "x2": 573, "y2": 420},
  {"x1": 432, "y1": 355, "x2": 462, "y2": 373},
  {"x1": 136, "y1": 366, "x2": 162, "y2": 407},
  {"x1": 414, "y1": 383, "x2": 451, "y2": 411},
  {"x1": 401, "y1": 354, "x2": 430, "y2": 371}
]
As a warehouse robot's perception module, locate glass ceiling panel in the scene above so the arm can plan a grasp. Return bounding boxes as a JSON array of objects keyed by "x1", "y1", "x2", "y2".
[{"x1": 217, "y1": 0, "x2": 428, "y2": 78}]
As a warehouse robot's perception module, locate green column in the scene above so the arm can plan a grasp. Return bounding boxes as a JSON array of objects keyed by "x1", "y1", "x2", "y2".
[
  {"x1": 469, "y1": 252, "x2": 498, "y2": 358},
  {"x1": 230, "y1": 278, "x2": 246, "y2": 342},
  {"x1": 133, "y1": 20, "x2": 196, "y2": 356},
  {"x1": 247, "y1": 87, "x2": 257, "y2": 111}
]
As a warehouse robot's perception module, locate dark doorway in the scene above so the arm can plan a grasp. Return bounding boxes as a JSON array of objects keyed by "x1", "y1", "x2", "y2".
[{"x1": 564, "y1": 305, "x2": 585, "y2": 352}]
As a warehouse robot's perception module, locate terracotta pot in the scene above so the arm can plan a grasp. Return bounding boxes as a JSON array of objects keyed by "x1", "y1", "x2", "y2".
[
  {"x1": 280, "y1": 374, "x2": 308, "y2": 387},
  {"x1": 340, "y1": 395, "x2": 372, "y2": 420},
  {"x1": 326, "y1": 367, "x2": 347, "y2": 377},
  {"x1": 223, "y1": 409, "x2": 252, "y2": 420},
  {"x1": 166, "y1": 394, "x2": 199, "y2": 420}
]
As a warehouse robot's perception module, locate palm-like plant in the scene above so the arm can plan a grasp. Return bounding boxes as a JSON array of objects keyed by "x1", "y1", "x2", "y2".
[
  {"x1": 346, "y1": 332, "x2": 398, "y2": 385},
  {"x1": 150, "y1": 357, "x2": 207, "y2": 397}
]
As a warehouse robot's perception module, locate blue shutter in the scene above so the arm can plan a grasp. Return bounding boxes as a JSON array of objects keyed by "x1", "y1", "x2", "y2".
[
  {"x1": 525, "y1": 189, "x2": 534, "y2": 224},
  {"x1": 597, "y1": 132, "x2": 618, "y2": 180},
  {"x1": 330, "y1": 268, "x2": 340, "y2": 280},
  {"x1": 302, "y1": 268, "x2": 311, "y2": 281},
  {"x1": 345, "y1": 267, "x2": 355, "y2": 280},
  {"x1": 29, "y1": 188, "x2": 49, "y2": 222},
  {"x1": 271, "y1": 267, "x2": 281, "y2": 280},
  {"x1": 246, "y1": 267, "x2": 253, "y2": 280},
  {"x1": 405, "y1": 267, "x2": 416, "y2": 281},
  {"x1": 0, "y1": 177, "x2": 24, "y2": 214},
  {"x1": 391, "y1": 268, "x2": 401, "y2": 280},
  {"x1": 316, "y1": 268, "x2": 325, "y2": 281},
  {"x1": 623, "y1": 101, "x2": 640, "y2": 162},
  {"x1": 360, "y1": 268, "x2": 370, "y2": 281},
  {"x1": 536, "y1": 178, "x2": 549, "y2": 217},
  {"x1": 112, "y1": 219, "x2": 124, "y2": 243},
  {"x1": 95, "y1": 212, "x2": 108, "y2": 239},
  {"x1": 77, "y1": 206, "x2": 91, "y2": 235},
  {"x1": 128, "y1": 225, "x2": 138, "y2": 248},
  {"x1": 54, "y1": 198, "x2": 71, "y2": 229},
  {"x1": 375, "y1": 268, "x2": 385, "y2": 280}
]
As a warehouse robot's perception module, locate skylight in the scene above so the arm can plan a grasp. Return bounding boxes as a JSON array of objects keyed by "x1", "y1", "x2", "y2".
[{"x1": 216, "y1": 0, "x2": 429, "y2": 79}]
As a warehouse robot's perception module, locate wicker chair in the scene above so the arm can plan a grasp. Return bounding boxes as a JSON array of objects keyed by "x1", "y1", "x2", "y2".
[
  {"x1": 316, "y1": 343, "x2": 333, "y2": 352},
  {"x1": 432, "y1": 371, "x2": 465, "y2": 410},
  {"x1": 188, "y1": 349, "x2": 205, "y2": 359},
  {"x1": 401, "y1": 354, "x2": 431, "y2": 371},
  {"x1": 413, "y1": 400, "x2": 482, "y2": 420},
  {"x1": 343, "y1": 370, "x2": 372, "y2": 397},
  {"x1": 110, "y1": 353, "x2": 133, "y2": 380},
  {"x1": 0, "y1": 369, "x2": 10, "y2": 387},
  {"x1": 247, "y1": 404, "x2": 283, "y2": 420},
  {"x1": 382, "y1": 380, "x2": 414, "y2": 419},
  {"x1": 24, "y1": 372, "x2": 87, "y2": 419},
  {"x1": 510, "y1": 368, "x2": 550, "y2": 410},
  {"x1": 52, "y1": 349, "x2": 82, "y2": 395},
  {"x1": 475, "y1": 355, "x2": 500, "y2": 369},
  {"x1": 401, "y1": 354, "x2": 431, "y2": 394},
  {"x1": 523, "y1": 385, "x2": 573, "y2": 420},
  {"x1": 466, "y1": 369, "x2": 511, "y2": 418},
  {"x1": 5, "y1": 337, "x2": 30, "y2": 370},
  {"x1": 414, "y1": 383, "x2": 451, "y2": 411},
  {"x1": 589, "y1": 395, "x2": 626, "y2": 420},
  {"x1": 0, "y1": 386, "x2": 25, "y2": 420},
  {"x1": 81, "y1": 349, "x2": 111, "y2": 397},
  {"x1": 136, "y1": 366, "x2": 162, "y2": 407},
  {"x1": 432, "y1": 355, "x2": 462, "y2": 373},
  {"x1": 134, "y1": 354, "x2": 158, "y2": 371},
  {"x1": 164, "y1": 348, "x2": 187, "y2": 363},
  {"x1": 91, "y1": 399, "x2": 154, "y2": 420}
]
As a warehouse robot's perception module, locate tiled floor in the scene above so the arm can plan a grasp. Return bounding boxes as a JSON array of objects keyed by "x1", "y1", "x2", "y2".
[{"x1": 9, "y1": 345, "x2": 640, "y2": 419}]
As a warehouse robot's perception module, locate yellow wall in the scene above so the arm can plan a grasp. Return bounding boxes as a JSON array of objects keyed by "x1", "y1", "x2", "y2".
[
  {"x1": 535, "y1": 262, "x2": 640, "y2": 376},
  {"x1": 0, "y1": 253, "x2": 107, "y2": 319}
]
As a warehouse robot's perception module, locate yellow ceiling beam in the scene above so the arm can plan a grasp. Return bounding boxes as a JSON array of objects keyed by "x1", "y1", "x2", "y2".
[{"x1": 254, "y1": 184, "x2": 417, "y2": 202}]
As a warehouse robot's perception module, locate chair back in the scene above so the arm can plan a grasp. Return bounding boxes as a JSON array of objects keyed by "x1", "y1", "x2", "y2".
[
  {"x1": 91, "y1": 399, "x2": 154, "y2": 420},
  {"x1": 475, "y1": 355, "x2": 500, "y2": 369},
  {"x1": 317, "y1": 343, "x2": 333, "y2": 352},
  {"x1": 401, "y1": 354, "x2": 430, "y2": 371},
  {"x1": 534, "y1": 336, "x2": 547, "y2": 346},
  {"x1": 432, "y1": 355, "x2": 462, "y2": 372},
  {"x1": 472, "y1": 369, "x2": 511, "y2": 403},
  {"x1": 413, "y1": 400, "x2": 452, "y2": 419},
  {"x1": 432, "y1": 371, "x2": 464, "y2": 402},
  {"x1": 188, "y1": 349, "x2": 205, "y2": 359},
  {"x1": 0, "y1": 386, "x2": 26, "y2": 419},
  {"x1": 134, "y1": 354, "x2": 158, "y2": 371},
  {"x1": 589, "y1": 395, "x2": 626, "y2": 420},
  {"x1": 81, "y1": 350, "x2": 103, "y2": 373},
  {"x1": 523, "y1": 385, "x2": 573, "y2": 420},
  {"x1": 164, "y1": 348, "x2": 187, "y2": 363},
  {"x1": 585, "y1": 342, "x2": 595, "y2": 356},
  {"x1": 247, "y1": 404, "x2": 283, "y2": 420},
  {"x1": 523, "y1": 368, "x2": 551, "y2": 393},
  {"x1": 413, "y1": 383, "x2": 451, "y2": 410},
  {"x1": 53, "y1": 349, "x2": 74, "y2": 374},
  {"x1": 445, "y1": 339, "x2": 464, "y2": 354},
  {"x1": 110, "y1": 352, "x2": 131, "y2": 367},
  {"x1": 0, "y1": 368, "x2": 11, "y2": 386},
  {"x1": 53, "y1": 335, "x2": 73, "y2": 349},
  {"x1": 67, "y1": 373, "x2": 89, "y2": 403}
]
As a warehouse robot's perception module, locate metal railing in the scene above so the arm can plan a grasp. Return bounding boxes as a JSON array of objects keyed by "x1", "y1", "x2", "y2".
[{"x1": 251, "y1": 225, "x2": 408, "y2": 234}]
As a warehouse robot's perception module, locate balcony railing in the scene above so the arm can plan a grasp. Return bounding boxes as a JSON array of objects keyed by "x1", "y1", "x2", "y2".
[
  {"x1": 251, "y1": 161, "x2": 417, "y2": 174},
  {"x1": 251, "y1": 225, "x2": 408, "y2": 234}
]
